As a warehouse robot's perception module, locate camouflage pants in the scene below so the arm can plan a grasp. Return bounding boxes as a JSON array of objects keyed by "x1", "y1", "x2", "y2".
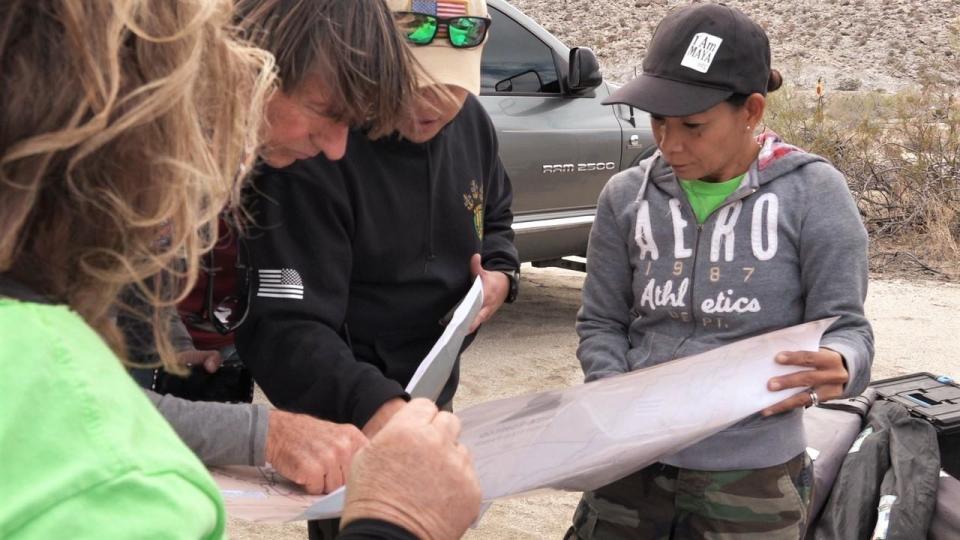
[{"x1": 565, "y1": 453, "x2": 813, "y2": 540}]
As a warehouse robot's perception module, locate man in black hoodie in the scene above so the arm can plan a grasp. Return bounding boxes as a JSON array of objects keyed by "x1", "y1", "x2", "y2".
[{"x1": 237, "y1": 0, "x2": 518, "y2": 440}]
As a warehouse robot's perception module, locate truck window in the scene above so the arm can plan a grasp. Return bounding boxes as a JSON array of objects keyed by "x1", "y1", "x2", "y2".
[{"x1": 481, "y1": 8, "x2": 560, "y2": 94}]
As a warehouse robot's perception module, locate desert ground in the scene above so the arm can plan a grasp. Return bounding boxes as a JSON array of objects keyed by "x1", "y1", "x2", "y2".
[
  {"x1": 512, "y1": 0, "x2": 960, "y2": 92},
  {"x1": 229, "y1": 266, "x2": 960, "y2": 540}
]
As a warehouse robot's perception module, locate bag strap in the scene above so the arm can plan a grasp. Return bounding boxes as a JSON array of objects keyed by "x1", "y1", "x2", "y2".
[{"x1": 817, "y1": 388, "x2": 878, "y2": 418}]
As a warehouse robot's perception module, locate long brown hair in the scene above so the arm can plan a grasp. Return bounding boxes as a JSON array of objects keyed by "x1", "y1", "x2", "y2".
[
  {"x1": 0, "y1": 0, "x2": 275, "y2": 369},
  {"x1": 236, "y1": 0, "x2": 420, "y2": 138}
]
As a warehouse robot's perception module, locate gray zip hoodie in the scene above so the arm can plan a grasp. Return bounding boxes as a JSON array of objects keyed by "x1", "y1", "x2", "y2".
[{"x1": 577, "y1": 133, "x2": 874, "y2": 470}]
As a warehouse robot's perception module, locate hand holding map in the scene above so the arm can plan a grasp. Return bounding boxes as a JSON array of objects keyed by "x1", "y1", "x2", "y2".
[{"x1": 214, "y1": 290, "x2": 833, "y2": 522}]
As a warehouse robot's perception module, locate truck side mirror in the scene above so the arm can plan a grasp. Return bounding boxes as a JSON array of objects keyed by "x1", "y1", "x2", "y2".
[
  {"x1": 495, "y1": 69, "x2": 544, "y2": 93},
  {"x1": 568, "y1": 47, "x2": 602, "y2": 92}
]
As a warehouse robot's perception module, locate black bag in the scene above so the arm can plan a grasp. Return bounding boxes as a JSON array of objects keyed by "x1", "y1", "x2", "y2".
[
  {"x1": 813, "y1": 399, "x2": 941, "y2": 540},
  {"x1": 870, "y1": 373, "x2": 960, "y2": 479},
  {"x1": 151, "y1": 360, "x2": 254, "y2": 404}
]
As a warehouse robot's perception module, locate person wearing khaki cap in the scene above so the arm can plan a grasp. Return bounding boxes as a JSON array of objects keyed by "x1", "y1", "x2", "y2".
[
  {"x1": 235, "y1": 0, "x2": 517, "y2": 537},
  {"x1": 567, "y1": 3, "x2": 872, "y2": 539}
]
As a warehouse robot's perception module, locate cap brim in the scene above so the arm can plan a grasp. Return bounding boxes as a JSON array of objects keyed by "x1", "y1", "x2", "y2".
[
  {"x1": 602, "y1": 74, "x2": 733, "y2": 117},
  {"x1": 409, "y1": 44, "x2": 482, "y2": 95}
]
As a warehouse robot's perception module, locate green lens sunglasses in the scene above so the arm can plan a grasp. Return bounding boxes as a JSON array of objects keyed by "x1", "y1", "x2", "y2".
[{"x1": 395, "y1": 11, "x2": 491, "y2": 48}]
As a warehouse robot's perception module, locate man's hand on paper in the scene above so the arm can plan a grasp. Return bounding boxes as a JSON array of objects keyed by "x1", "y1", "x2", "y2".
[
  {"x1": 762, "y1": 347, "x2": 848, "y2": 416},
  {"x1": 266, "y1": 410, "x2": 368, "y2": 494},
  {"x1": 342, "y1": 398, "x2": 481, "y2": 540},
  {"x1": 177, "y1": 349, "x2": 223, "y2": 373},
  {"x1": 362, "y1": 397, "x2": 407, "y2": 438},
  {"x1": 468, "y1": 253, "x2": 508, "y2": 333}
]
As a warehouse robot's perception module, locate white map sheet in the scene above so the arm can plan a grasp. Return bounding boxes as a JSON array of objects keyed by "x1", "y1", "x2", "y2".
[
  {"x1": 214, "y1": 304, "x2": 833, "y2": 522},
  {"x1": 213, "y1": 465, "x2": 320, "y2": 522},
  {"x1": 212, "y1": 277, "x2": 484, "y2": 522},
  {"x1": 457, "y1": 317, "x2": 833, "y2": 503}
]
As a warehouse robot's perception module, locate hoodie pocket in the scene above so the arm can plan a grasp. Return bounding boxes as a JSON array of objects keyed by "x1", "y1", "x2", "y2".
[
  {"x1": 373, "y1": 324, "x2": 442, "y2": 384},
  {"x1": 374, "y1": 324, "x2": 468, "y2": 407},
  {"x1": 626, "y1": 329, "x2": 692, "y2": 372}
]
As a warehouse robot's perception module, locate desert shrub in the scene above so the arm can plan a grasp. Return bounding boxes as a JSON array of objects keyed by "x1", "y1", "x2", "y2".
[{"x1": 765, "y1": 84, "x2": 959, "y2": 277}]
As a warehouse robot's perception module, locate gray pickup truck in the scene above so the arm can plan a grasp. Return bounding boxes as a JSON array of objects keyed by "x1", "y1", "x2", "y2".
[{"x1": 479, "y1": 0, "x2": 657, "y2": 269}]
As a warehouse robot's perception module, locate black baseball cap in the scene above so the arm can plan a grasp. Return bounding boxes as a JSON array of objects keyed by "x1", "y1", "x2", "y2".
[{"x1": 602, "y1": 3, "x2": 771, "y2": 117}]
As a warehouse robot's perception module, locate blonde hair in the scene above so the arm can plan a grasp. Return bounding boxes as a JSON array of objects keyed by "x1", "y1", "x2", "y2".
[{"x1": 0, "y1": 0, "x2": 275, "y2": 371}]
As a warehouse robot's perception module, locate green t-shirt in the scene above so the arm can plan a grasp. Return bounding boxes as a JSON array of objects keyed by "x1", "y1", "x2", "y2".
[
  {"x1": 679, "y1": 173, "x2": 745, "y2": 224},
  {"x1": 0, "y1": 299, "x2": 226, "y2": 539}
]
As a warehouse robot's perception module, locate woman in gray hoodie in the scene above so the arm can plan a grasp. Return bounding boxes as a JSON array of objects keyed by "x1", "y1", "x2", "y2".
[{"x1": 565, "y1": 4, "x2": 874, "y2": 539}]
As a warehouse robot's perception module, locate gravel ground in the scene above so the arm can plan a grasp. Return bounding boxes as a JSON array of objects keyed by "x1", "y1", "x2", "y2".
[
  {"x1": 229, "y1": 265, "x2": 960, "y2": 540},
  {"x1": 511, "y1": 0, "x2": 960, "y2": 92}
]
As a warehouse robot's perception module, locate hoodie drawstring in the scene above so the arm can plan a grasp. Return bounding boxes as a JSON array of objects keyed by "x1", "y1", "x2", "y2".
[{"x1": 424, "y1": 139, "x2": 437, "y2": 272}]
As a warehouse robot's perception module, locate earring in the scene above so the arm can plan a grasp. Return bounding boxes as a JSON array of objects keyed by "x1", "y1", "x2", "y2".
[{"x1": 746, "y1": 125, "x2": 752, "y2": 132}]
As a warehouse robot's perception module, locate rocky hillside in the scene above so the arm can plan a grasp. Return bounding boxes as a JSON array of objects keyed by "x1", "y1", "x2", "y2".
[{"x1": 511, "y1": 0, "x2": 959, "y2": 92}]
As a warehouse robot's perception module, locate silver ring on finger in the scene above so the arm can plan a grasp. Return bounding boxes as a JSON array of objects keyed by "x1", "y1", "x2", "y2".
[{"x1": 808, "y1": 389, "x2": 820, "y2": 408}]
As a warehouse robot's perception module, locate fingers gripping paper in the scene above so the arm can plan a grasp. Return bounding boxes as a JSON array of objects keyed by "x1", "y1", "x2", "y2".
[
  {"x1": 215, "y1": 305, "x2": 832, "y2": 522},
  {"x1": 458, "y1": 318, "x2": 833, "y2": 503},
  {"x1": 211, "y1": 277, "x2": 484, "y2": 522}
]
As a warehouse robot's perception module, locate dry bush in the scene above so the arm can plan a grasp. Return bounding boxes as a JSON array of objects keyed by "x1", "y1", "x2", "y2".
[
  {"x1": 761, "y1": 15, "x2": 960, "y2": 278},
  {"x1": 765, "y1": 83, "x2": 960, "y2": 279}
]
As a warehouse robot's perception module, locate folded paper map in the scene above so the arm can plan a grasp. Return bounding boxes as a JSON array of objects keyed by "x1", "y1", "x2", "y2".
[{"x1": 214, "y1": 302, "x2": 833, "y2": 522}]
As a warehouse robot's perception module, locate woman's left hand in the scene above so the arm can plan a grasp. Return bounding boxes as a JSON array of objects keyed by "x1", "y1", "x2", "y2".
[{"x1": 762, "y1": 348, "x2": 848, "y2": 416}]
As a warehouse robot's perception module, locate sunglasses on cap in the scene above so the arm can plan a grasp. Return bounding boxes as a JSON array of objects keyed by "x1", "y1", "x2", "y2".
[{"x1": 394, "y1": 11, "x2": 491, "y2": 48}]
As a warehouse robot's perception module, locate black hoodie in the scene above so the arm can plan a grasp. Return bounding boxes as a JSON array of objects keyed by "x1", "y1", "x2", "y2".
[{"x1": 237, "y1": 95, "x2": 518, "y2": 427}]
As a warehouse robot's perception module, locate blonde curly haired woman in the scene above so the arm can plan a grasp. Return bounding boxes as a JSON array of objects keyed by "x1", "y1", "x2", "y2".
[{"x1": 0, "y1": 1, "x2": 269, "y2": 537}]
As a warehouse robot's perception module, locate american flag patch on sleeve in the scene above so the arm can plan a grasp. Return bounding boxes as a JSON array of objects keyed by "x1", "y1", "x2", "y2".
[{"x1": 256, "y1": 268, "x2": 304, "y2": 300}]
